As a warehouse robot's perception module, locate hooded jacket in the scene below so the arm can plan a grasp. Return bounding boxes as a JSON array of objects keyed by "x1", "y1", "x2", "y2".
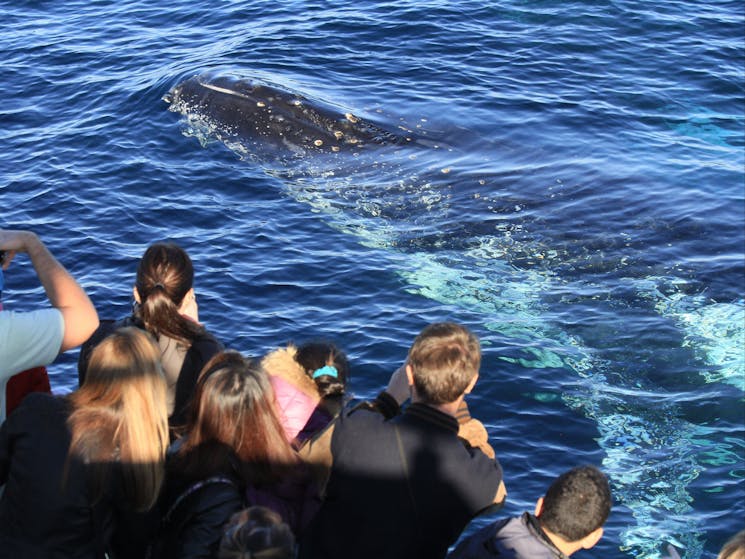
[{"x1": 448, "y1": 512, "x2": 570, "y2": 559}]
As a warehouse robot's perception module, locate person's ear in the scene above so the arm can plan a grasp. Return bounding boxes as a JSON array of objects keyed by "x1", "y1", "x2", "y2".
[
  {"x1": 534, "y1": 497, "x2": 545, "y2": 517},
  {"x1": 464, "y1": 373, "x2": 479, "y2": 394},
  {"x1": 179, "y1": 288, "x2": 195, "y2": 310},
  {"x1": 405, "y1": 364, "x2": 415, "y2": 386},
  {"x1": 132, "y1": 285, "x2": 141, "y2": 304},
  {"x1": 581, "y1": 527, "x2": 604, "y2": 550}
]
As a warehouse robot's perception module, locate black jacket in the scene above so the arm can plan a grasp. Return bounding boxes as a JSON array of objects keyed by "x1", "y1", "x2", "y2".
[
  {"x1": 151, "y1": 474, "x2": 244, "y2": 559},
  {"x1": 0, "y1": 393, "x2": 141, "y2": 559}
]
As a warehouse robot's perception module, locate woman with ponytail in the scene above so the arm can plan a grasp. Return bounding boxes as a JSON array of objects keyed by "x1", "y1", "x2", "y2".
[
  {"x1": 0, "y1": 327, "x2": 169, "y2": 558},
  {"x1": 79, "y1": 242, "x2": 223, "y2": 432}
]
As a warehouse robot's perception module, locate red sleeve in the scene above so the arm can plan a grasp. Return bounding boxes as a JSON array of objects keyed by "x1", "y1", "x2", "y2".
[{"x1": 5, "y1": 367, "x2": 51, "y2": 416}]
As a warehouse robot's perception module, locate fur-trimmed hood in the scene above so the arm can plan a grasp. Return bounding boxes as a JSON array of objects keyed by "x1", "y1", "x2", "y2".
[{"x1": 261, "y1": 344, "x2": 321, "y2": 400}]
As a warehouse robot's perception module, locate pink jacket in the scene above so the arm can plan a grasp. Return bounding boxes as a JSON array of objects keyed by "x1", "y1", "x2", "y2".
[{"x1": 263, "y1": 346, "x2": 322, "y2": 442}]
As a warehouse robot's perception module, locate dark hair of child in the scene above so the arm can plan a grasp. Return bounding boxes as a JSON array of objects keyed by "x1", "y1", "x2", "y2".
[
  {"x1": 294, "y1": 341, "x2": 349, "y2": 400},
  {"x1": 218, "y1": 506, "x2": 295, "y2": 559}
]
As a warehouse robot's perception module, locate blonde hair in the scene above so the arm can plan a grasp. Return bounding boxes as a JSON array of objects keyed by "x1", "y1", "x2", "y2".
[
  {"x1": 67, "y1": 327, "x2": 169, "y2": 510},
  {"x1": 407, "y1": 322, "x2": 481, "y2": 404}
]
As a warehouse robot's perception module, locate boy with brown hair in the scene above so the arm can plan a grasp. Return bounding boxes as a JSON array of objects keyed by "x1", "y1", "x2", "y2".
[{"x1": 299, "y1": 322, "x2": 506, "y2": 559}]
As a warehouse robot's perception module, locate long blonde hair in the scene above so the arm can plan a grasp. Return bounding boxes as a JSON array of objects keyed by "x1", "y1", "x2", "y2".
[{"x1": 67, "y1": 327, "x2": 169, "y2": 510}]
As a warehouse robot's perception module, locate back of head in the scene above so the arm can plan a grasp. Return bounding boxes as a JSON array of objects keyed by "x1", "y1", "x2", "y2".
[
  {"x1": 407, "y1": 322, "x2": 481, "y2": 405},
  {"x1": 539, "y1": 465, "x2": 612, "y2": 543},
  {"x1": 180, "y1": 351, "x2": 298, "y2": 483},
  {"x1": 219, "y1": 506, "x2": 295, "y2": 559},
  {"x1": 719, "y1": 530, "x2": 745, "y2": 559},
  {"x1": 69, "y1": 327, "x2": 169, "y2": 510},
  {"x1": 294, "y1": 341, "x2": 349, "y2": 399},
  {"x1": 135, "y1": 242, "x2": 201, "y2": 342}
]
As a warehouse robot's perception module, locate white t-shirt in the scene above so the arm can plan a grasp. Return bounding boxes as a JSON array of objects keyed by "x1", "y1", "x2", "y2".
[{"x1": 0, "y1": 308, "x2": 64, "y2": 423}]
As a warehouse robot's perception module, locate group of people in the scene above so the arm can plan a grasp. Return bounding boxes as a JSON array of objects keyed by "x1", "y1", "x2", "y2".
[{"x1": 0, "y1": 229, "x2": 741, "y2": 559}]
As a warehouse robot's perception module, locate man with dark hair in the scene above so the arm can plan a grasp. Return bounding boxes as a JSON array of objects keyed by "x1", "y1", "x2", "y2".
[
  {"x1": 448, "y1": 465, "x2": 611, "y2": 559},
  {"x1": 299, "y1": 322, "x2": 507, "y2": 559}
]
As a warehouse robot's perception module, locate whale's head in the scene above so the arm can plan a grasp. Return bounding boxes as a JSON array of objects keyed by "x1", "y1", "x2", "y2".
[{"x1": 164, "y1": 72, "x2": 426, "y2": 156}]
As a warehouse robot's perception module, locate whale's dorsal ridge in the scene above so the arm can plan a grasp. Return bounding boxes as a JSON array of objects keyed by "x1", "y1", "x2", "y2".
[{"x1": 167, "y1": 72, "x2": 429, "y2": 155}]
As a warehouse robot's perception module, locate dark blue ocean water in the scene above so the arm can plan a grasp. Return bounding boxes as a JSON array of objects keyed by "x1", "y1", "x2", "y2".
[{"x1": 1, "y1": 1, "x2": 743, "y2": 557}]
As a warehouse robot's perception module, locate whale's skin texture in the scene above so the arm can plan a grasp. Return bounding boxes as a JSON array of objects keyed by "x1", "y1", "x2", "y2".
[{"x1": 165, "y1": 72, "x2": 420, "y2": 155}]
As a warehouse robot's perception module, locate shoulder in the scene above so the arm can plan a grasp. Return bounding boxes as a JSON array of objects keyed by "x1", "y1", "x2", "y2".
[
  {"x1": 164, "y1": 476, "x2": 244, "y2": 536},
  {"x1": 334, "y1": 399, "x2": 389, "y2": 434},
  {"x1": 448, "y1": 520, "x2": 506, "y2": 559},
  {"x1": 448, "y1": 517, "x2": 516, "y2": 559},
  {"x1": 341, "y1": 391, "x2": 401, "y2": 424},
  {"x1": 21, "y1": 393, "x2": 69, "y2": 424},
  {"x1": 186, "y1": 329, "x2": 223, "y2": 361},
  {"x1": 19, "y1": 390, "x2": 61, "y2": 409},
  {"x1": 77, "y1": 318, "x2": 133, "y2": 383},
  {"x1": 158, "y1": 476, "x2": 244, "y2": 559},
  {"x1": 176, "y1": 329, "x2": 223, "y2": 383},
  {"x1": 491, "y1": 513, "x2": 561, "y2": 559},
  {"x1": 183, "y1": 477, "x2": 243, "y2": 510},
  {"x1": 3, "y1": 393, "x2": 68, "y2": 434},
  {"x1": 192, "y1": 327, "x2": 223, "y2": 348},
  {"x1": 329, "y1": 395, "x2": 401, "y2": 455}
]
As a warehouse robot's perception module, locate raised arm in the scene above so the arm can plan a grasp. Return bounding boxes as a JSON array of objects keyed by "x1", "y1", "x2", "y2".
[
  {"x1": 0, "y1": 230, "x2": 99, "y2": 352},
  {"x1": 385, "y1": 363, "x2": 411, "y2": 405}
]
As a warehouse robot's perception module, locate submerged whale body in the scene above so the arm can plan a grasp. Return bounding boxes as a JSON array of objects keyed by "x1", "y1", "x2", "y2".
[{"x1": 165, "y1": 72, "x2": 424, "y2": 155}]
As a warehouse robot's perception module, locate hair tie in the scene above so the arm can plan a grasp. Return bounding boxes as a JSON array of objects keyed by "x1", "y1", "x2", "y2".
[
  {"x1": 153, "y1": 282, "x2": 165, "y2": 290},
  {"x1": 312, "y1": 365, "x2": 338, "y2": 379}
]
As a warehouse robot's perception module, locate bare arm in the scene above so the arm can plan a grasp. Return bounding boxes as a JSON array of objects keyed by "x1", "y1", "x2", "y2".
[{"x1": 0, "y1": 230, "x2": 99, "y2": 352}]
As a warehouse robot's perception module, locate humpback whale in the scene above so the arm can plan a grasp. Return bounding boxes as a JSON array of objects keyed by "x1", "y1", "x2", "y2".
[
  {"x1": 164, "y1": 71, "x2": 745, "y2": 558},
  {"x1": 165, "y1": 72, "x2": 426, "y2": 156}
]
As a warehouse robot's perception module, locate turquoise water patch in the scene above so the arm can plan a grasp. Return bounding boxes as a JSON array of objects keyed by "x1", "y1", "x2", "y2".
[{"x1": 638, "y1": 278, "x2": 745, "y2": 391}]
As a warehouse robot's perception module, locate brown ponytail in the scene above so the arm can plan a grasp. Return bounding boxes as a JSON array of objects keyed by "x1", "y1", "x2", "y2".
[{"x1": 134, "y1": 242, "x2": 203, "y2": 343}]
